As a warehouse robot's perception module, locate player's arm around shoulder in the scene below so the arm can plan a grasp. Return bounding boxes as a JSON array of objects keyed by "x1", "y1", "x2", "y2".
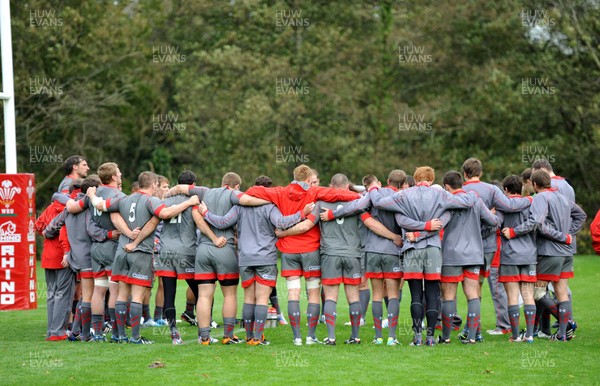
[
  {"x1": 275, "y1": 202, "x2": 319, "y2": 238},
  {"x1": 155, "y1": 195, "x2": 199, "y2": 220},
  {"x1": 200, "y1": 203, "x2": 240, "y2": 229}
]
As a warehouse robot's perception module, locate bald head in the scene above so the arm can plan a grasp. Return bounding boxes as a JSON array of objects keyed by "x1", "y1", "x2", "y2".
[{"x1": 330, "y1": 173, "x2": 349, "y2": 189}]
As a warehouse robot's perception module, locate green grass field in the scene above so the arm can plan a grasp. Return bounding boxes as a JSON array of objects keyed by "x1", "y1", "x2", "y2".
[{"x1": 1, "y1": 256, "x2": 599, "y2": 385}]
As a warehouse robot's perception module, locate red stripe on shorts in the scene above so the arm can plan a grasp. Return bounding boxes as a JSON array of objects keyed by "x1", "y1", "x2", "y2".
[
  {"x1": 537, "y1": 273, "x2": 560, "y2": 282},
  {"x1": 423, "y1": 272, "x2": 441, "y2": 281},
  {"x1": 559, "y1": 272, "x2": 574, "y2": 279},
  {"x1": 281, "y1": 269, "x2": 303, "y2": 277},
  {"x1": 303, "y1": 270, "x2": 321, "y2": 279},
  {"x1": 322, "y1": 277, "x2": 343, "y2": 285},
  {"x1": 194, "y1": 273, "x2": 217, "y2": 281},
  {"x1": 498, "y1": 274, "x2": 520, "y2": 283},
  {"x1": 126, "y1": 277, "x2": 153, "y2": 287},
  {"x1": 255, "y1": 275, "x2": 277, "y2": 288},
  {"x1": 342, "y1": 277, "x2": 361, "y2": 285},
  {"x1": 241, "y1": 277, "x2": 255, "y2": 288},
  {"x1": 92, "y1": 270, "x2": 107, "y2": 279},
  {"x1": 155, "y1": 270, "x2": 177, "y2": 278},
  {"x1": 217, "y1": 273, "x2": 240, "y2": 281},
  {"x1": 463, "y1": 270, "x2": 480, "y2": 281},
  {"x1": 440, "y1": 274, "x2": 463, "y2": 283},
  {"x1": 403, "y1": 272, "x2": 424, "y2": 280},
  {"x1": 365, "y1": 272, "x2": 384, "y2": 279},
  {"x1": 382, "y1": 272, "x2": 403, "y2": 280}
]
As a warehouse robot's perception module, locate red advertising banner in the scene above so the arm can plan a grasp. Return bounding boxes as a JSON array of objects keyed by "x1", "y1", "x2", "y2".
[{"x1": 0, "y1": 174, "x2": 37, "y2": 310}]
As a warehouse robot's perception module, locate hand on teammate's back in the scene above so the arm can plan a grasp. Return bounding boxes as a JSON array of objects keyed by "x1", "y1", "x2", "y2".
[
  {"x1": 61, "y1": 254, "x2": 69, "y2": 268},
  {"x1": 212, "y1": 236, "x2": 227, "y2": 248},
  {"x1": 429, "y1": 218, "x2": 442, "y2": 231},
  {"x1": 188, "y1": 195, "x2": 200, "y2": 206},
  {"x1": 130, "y1": 227, "x2": 141, "y2": 240},
  {"x1": 303, "y1": 202, "x2": 315, "y2": 216},
  {"x1": 86, "y1": 186, "x2": 96, "y2": 197},
  {"x1": 392, "y1": 234, "x2": 403, "y2": 247},
  {"x1": 319, "y1": 208, "x2": 332, "y2": 222}
]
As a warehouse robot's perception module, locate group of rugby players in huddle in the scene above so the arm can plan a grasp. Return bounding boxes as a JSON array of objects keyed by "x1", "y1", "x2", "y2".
[{"x1": 39, "y1": 155, "x2": 585, "y2": 346}]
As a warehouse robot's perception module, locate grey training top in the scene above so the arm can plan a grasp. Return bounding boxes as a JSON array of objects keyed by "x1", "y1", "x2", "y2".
[
  {"x1": 441, "y1": 193, "x2": 500, "y2": 266},
  {"x1": 497, "y1": 196, "x2": 536, "y2": 265},
  {"x1": 512, "y1": 189, "x2": 586, "y2": 257},
  {"x1": 106, "y1": 192, "x2": 165, "y2": 254},
  {"x1": 315, "y1": 201, "x2": 363, "y2": 258},
  {"x1": 204, "y1": 204, "x2": 301, "y2": 266},
  {"x1": 190, "y1": 186, "x2": 242, "y2": 245},
  {"x1": 370, "y1": 184, "x2": 477, "y2": 251},
  {"x1": 160, "y1": 194, "x2": 197, "y2": 257},
  {"x1": 462, "y1": 181, "x2": 531, "y2": 253}
]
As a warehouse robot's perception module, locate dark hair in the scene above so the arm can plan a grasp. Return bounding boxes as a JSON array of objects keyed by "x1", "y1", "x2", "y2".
[
  {"x1": 178, "y1": 170, "x2": 197, "y2": 185},
  {"x1": 81, "y1": 176, "x2": 101, "y2": 194},
  {"x1": 502, "y1": 175, "x2": 522, "y2": 195},
  {"x1": 64, "y1": 155, "x2": 85, "y2": 175},
  {"x1": 462, "y1": 158, "x2": 482, "y2": 178},
  {"x1": 532, "y1": 159, "x2": 553, "y2": 172},
  {"x1": 255, "y1": 175, "x2": 273, "y2": 187},
  {"x1": 68, "y1": 178, "x2": 83, "y2": 194},
  {"x1": 442, "y1": 171, "x2": 463, "y2": 190},
  {"x1": 406, "y1": 176, "x2": 415, "y2": 187},
  {"x1": 131, "y1": 181, "x2": 140, "y2": 193},
  {"x1": 521, "y1": 167, "x2": 532, "y2": 181},
  {"x1": 531, "y1": 170, "x2": 551, "y2": 189}
]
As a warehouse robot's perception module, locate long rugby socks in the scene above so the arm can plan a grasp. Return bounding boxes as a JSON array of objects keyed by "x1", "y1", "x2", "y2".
[
  {"x1": 372, "y1": 301, "x2": 383, "y2": 339},
  {"x1": 467, "y1": 298, "x2": 481, "y2": 341},
  {"x1": 359, "y1": 289, "x2": 370, "y2": 319},
  {"x1": 349, "y1": 301, "x2": 362, "y2": 339},
  {"x1": 558, "y1": 301, "x2": 572, "y2": 339},
  {"x1": 508, "y1": 305, "x2": 520, "y2": 340},
  {"x1": 91, "y1": 313, "x2": 104, "y2": 338},
  {"x1": 254, "y1": 305, "x2": 268, "y2": 341},
  {"x1": 153, "y1": 306, "x2": 163, "y2": 321},
  {"x1": 81, "y1": 302, "x2": 92, "y2": 339},
  {"x1": 223, "y1": 317, "x2": 236, "y2": 339},
  {"x1": 243, "y1": 303, "x2": 255, "y2": 340},
  {"x1": 108, "y1": 307, "x2": 117, "y2": 336},
  {"x1": 307, "y1": 303, "x2": 320, "y2": 339},
  {"x1": 387, "y1": 298, "x2": 400, "y2": 339},
  {"x1": 288, "y1": 300, "x2": 302, "y2": 340},
  {"x1": 323, "y1": 300, "x2": 337, "y2": 340},
  {"x1": 72, "y1": 300, "x2": 82, "y2": 335},
  {"x1": 115, "y1": 301, "x2": 128, "y2": 338},
  {"x1": 538, "y1": 294, "x2": 558, "y2": 318},
  {"x1": 142, "y1": 303, "x2": 151, "y2": 322},
  {"x1": 441, "y1": 300, "x2": 456, "y2": 341},
  {"x1": 524, "y1": 304, "x2": 536, "y2": 338},
  {"x1": 130, "y1": 302, "x2": 143, "y2": 340}
]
